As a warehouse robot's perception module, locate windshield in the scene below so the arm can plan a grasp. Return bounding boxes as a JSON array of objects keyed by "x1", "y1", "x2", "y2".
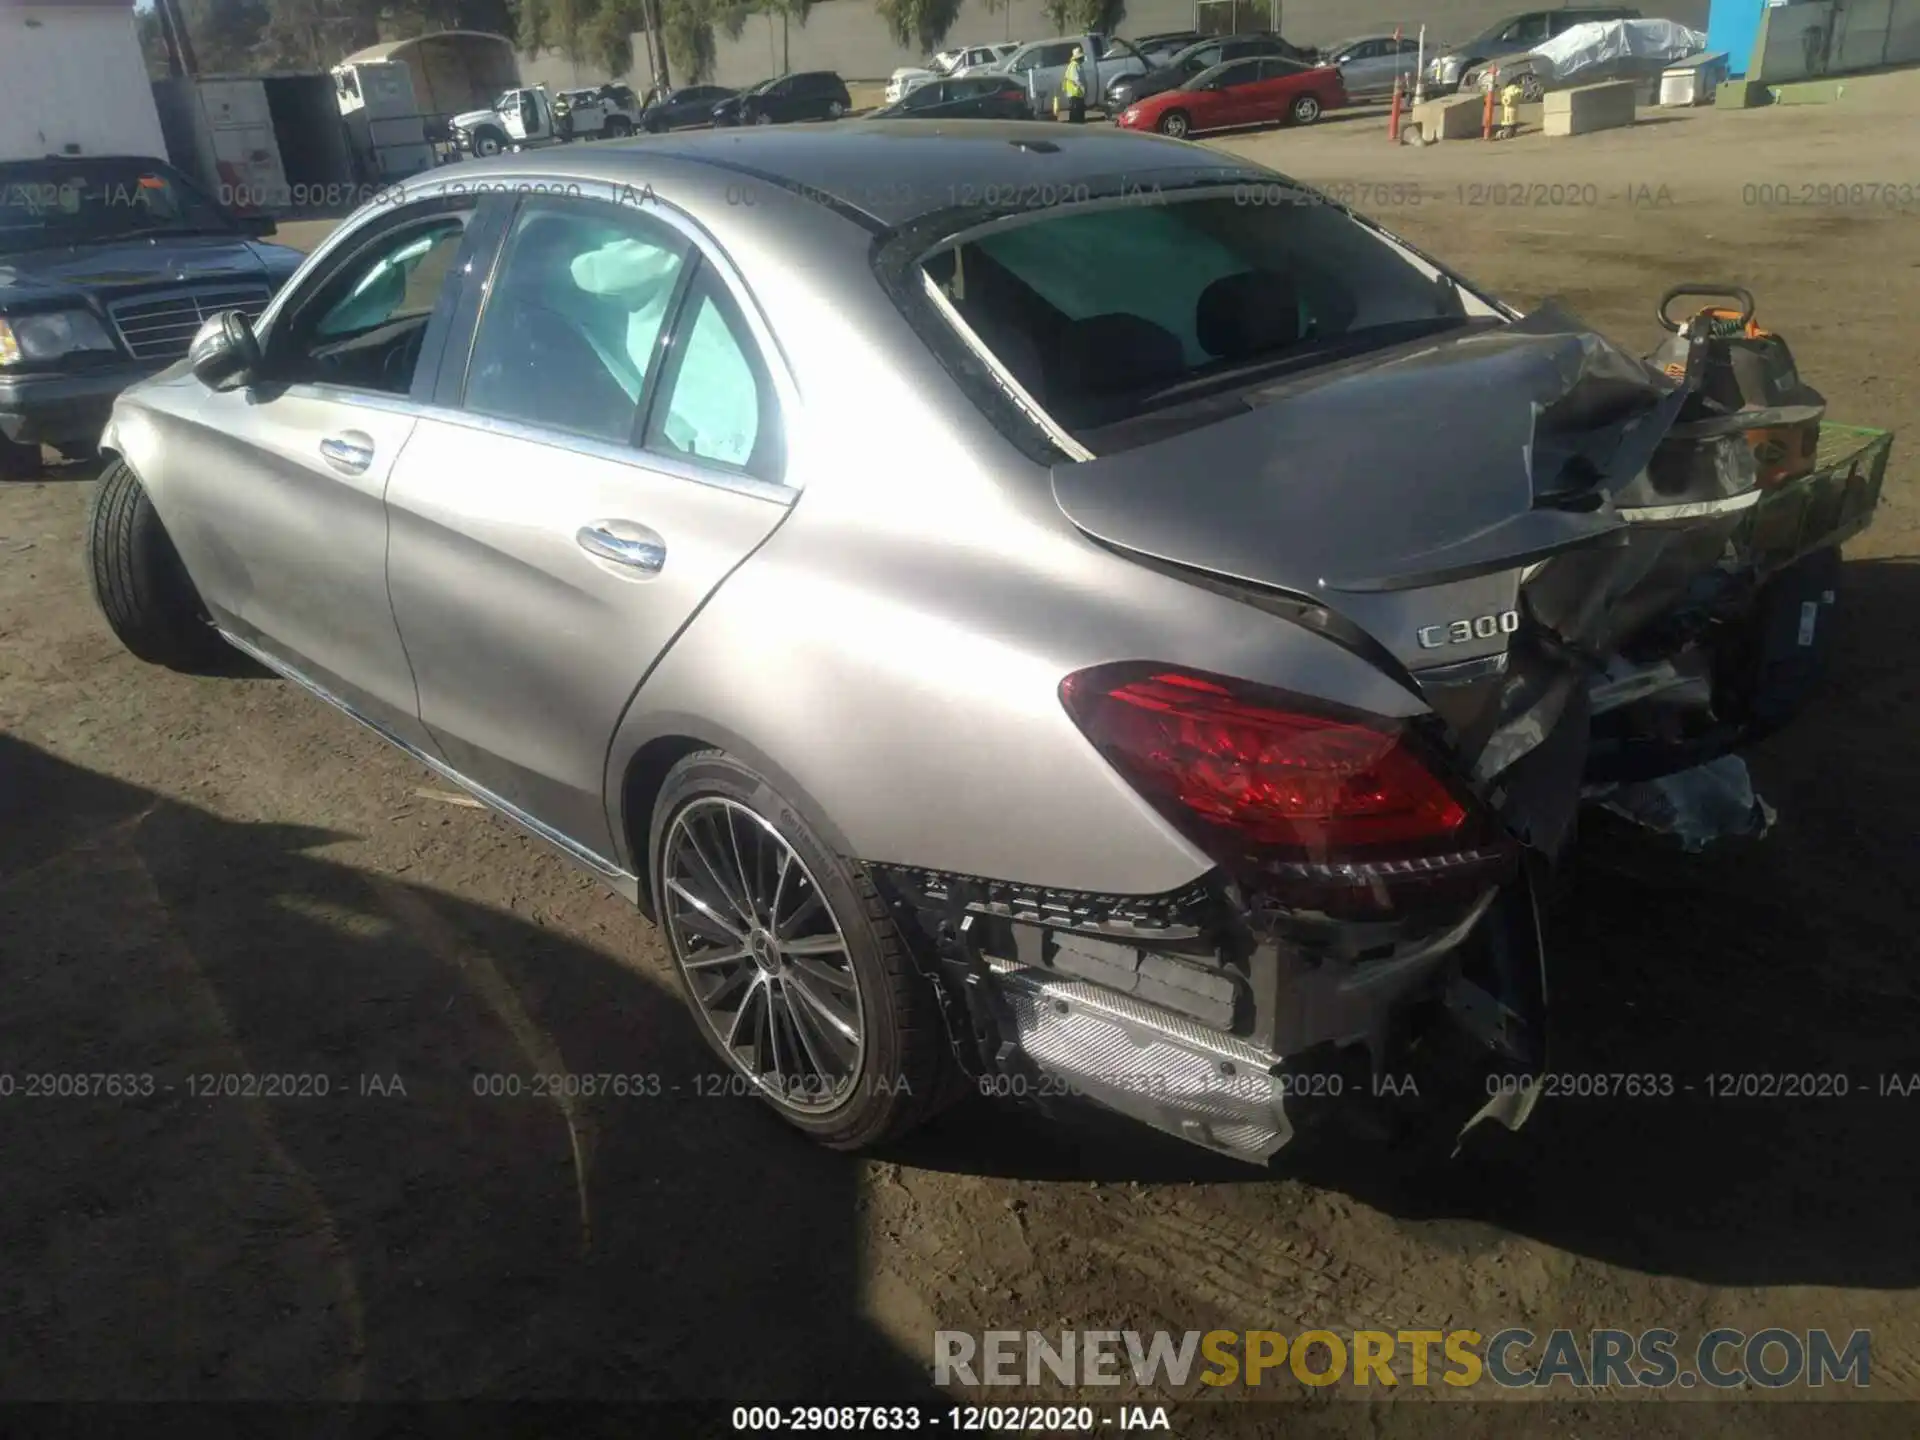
[
  {"x1": 917, "y1": 190, "x2": 1499, "y2": 444},
  {"x1": 0, "y1": 159, "x2": 235, "y2": 252}
]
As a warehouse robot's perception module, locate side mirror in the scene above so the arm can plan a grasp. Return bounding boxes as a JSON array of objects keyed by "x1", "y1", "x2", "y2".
[{"x1": 188, "y1": 310, "x2": 262, "y2": 392}]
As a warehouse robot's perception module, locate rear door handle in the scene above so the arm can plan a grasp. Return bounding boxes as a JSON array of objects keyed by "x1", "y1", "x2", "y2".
[
  {"x1": 577, "y1": 521, "x2": 666, "y2": 573},
  {"x1": 319, "y1": 433, "x2": 375, "y2": 474}
]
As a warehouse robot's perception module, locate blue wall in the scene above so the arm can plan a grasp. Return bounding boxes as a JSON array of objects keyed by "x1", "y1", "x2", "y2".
[{"x1": 1707, "y1": 0, "x2": 1765, "y2": 76}]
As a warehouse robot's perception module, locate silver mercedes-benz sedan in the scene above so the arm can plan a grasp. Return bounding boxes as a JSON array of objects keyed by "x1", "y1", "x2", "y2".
[{"x1": 85, "y1": 125, "x2": 1880, "y2": 1164}]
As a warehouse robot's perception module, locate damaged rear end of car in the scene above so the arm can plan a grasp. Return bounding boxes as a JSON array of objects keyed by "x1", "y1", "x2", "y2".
[{"x1": 866, "y1": 171, "x2": 1888, "y2": 1165}]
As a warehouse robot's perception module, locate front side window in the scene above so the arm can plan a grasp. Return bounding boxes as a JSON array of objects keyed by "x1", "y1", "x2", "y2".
[
  {"x1": 920, "y1": 193, "x2": 1494, "y2": 444},
  {"x1": 273, "y1": 210, "x2": 467, "y2": 395},
  {"x1": 645, "y1": 270, "x2": 781, "y2": 480},
  {"x1": 463, "y1": 201, "x2": 688, "y2": 444}
]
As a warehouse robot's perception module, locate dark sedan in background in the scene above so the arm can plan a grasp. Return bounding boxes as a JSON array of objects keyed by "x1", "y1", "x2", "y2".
[
  {"x1": 1105, "y1": 33, "x2": 1318, "y2": 111},
  {"x1": 1131, "y1": 29, "x2": 1204, "y2": 62},
  {"x1": 868, "y1": 74, "x2": 1035, "y2": 120},
  {"x1": 642, "y1": 83, "x2": 738, "y2": 132},
  {"x1": 0, "y1": 155, "x2": 301, "y2": 480},
  {"x1": 713, "y1": 71, "x2": 853, "y2": 126}
]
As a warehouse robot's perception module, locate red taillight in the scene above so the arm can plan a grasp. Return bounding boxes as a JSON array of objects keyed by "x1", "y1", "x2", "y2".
[{"x1": 1060, "y1": 664, "x2": 1473, "y2": 860}]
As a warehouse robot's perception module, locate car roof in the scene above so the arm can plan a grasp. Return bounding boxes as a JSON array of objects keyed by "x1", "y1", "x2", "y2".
[{"x1": 451, "y1": 124, "x2": 1267, "y2": 230}]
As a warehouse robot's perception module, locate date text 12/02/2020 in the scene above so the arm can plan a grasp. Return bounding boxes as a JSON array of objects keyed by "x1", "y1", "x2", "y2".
[{"x1": 730, "y1": 1405, "x2": 1172, "y2": 1431}]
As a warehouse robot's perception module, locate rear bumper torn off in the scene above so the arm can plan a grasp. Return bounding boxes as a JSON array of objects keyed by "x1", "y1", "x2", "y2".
[{"x1": 876, "y1": 864, "x2": 1549, "y2": 1165}]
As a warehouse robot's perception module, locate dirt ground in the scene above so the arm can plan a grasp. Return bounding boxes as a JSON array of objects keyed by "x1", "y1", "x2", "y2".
[{"x1": 3, "y1": 75, "x2": 1920, "y2": 1434}]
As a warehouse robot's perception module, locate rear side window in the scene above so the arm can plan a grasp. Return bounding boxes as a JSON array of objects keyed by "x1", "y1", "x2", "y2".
[
  {"x1": 644, "y1": 268, "x2": 782, "y2": 481},
  {"x1": 919, "y1": 194, "x2": 1495, "y2": 443},
  {"x1": 1207, "y1": 60, "x2": 1261, "y2": 86},
  {"x1": 463, "y1": 200, "x2": 688, "y2": 445}
]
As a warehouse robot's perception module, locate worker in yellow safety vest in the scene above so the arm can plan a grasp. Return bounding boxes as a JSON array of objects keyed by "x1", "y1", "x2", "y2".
[{"x1": 1061, "y1": 46, "x2": 1087, "y2": 124}]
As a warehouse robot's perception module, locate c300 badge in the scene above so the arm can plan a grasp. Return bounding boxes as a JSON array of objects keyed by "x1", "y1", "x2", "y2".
[{"x1": 1417, "y1": 610, "x2": 1520, "y2": 649}]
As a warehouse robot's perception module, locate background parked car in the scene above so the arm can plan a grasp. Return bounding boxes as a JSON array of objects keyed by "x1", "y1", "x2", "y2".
[
  {"x1": 1424, "y1": 5, "x2": 1640, "y2": 94},
  {"x1": 0, "y1": 154, "x2": 298, "y2": 479},
  {"x1": 552, "y1": 84, "x2": 640, "y2": 140},
  {"x1": 1116, "y1": 56, "x2": 1346, "y2": 137},
  {"x1": 1002, "y1": 34, "x2": 1152, "y2": 114},
  {"x1": 1105, "y1": 33, "x2": 1315, "y2": 111},
  {"x1": 1323, "y1": 33, "x2": 1423, "y2": 101},
  {"x1": 886, "y1": 42, "x2": 1020, "y2": 103},
  {"x1": 868, "y1": 73, "x2": 1035, "y2": 120},
  {"x1": 641, "y1": 83, "x2": 737, "y2": 132},
  {"x1": 713, "y1": 71, "x2": 852, "y2": 126},
  {"x1": 1461, "y1": 17, "x2": 1706, "y2": 100}
]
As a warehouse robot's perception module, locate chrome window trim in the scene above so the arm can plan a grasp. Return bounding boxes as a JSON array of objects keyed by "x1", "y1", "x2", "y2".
[
  {"x1": 280, "y1": 383, "x2": 796, "y2": 507},
  {"x1": 918, "y1": 271, "x2": 1093, "y2": 463},
  {"x1": 218, "y1": 627, "x2": 641, "y2": 903}
]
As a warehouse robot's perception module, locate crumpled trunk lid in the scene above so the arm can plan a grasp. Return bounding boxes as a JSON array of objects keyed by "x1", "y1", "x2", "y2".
[{"x1": 1053, "y1": 307, "x2": 1754, "y2": 851}]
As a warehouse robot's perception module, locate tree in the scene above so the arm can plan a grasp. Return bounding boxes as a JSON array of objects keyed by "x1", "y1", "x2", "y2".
[
  {"x1": 871, "y1": 0, "x2": 963, "y2": 54},
  {"x1": 1038, "y1": 0, "x2": 1125, "y2": 35}
]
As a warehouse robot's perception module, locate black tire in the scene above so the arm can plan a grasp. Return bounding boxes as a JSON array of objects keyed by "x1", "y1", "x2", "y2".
[
  {"x1": 1291, "y1": 93, "x2": 1322, "y2": 124},
  {"x1": 0, "y1": 431, "x2": 42, "y2": 481},
  {"x1": 473, "y1": 128, "x2": 505, "y2": 157},
  {"x1": 1158, "y1": 109, "x2": 1190, "y2": 138},
  {"x1": 85, "y1": 458, "x2": 229, "y2": 671},
  {"x1": 650, "y1": 750, "x2": 955, "y2": 1151},
  {"x1": 605, "y1": 116, "x2": 633, "y2": 137},
  {"x1": 753, "y1": 110, "x2": 775, "y2": 126}
]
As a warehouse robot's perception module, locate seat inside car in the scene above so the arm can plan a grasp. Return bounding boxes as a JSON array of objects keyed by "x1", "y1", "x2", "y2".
[{"x1": 1195, "y1": 270, "x2": 1301, "y2": 362}]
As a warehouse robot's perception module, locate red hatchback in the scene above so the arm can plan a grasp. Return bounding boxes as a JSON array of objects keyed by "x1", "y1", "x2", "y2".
[{"x1": 1116, "y1": 56, "x2": 1347, "y2": 138}]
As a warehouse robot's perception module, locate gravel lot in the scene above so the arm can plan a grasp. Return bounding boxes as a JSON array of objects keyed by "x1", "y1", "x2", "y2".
[{"x1": 3, "y1": 76, "x2": 1918, "y2": 1432}]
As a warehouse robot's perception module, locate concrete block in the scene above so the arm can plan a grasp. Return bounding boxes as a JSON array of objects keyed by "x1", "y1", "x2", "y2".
[
  {"x1": 1768, "y1": 79, "x2": 1851, "y2": 104},
  {"x1": 1716, "y1": 79, "x2": 1775, "y2": 109},
  {"x1": 1411, "y1": 93, "x2": 1487, "y2": 140},
  {"x1": 1542, "y1": 79, "x2": 1637, "y2": 137}
]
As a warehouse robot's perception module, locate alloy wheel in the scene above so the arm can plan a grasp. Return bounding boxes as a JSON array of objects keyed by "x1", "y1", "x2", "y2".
[
  {"x1": 1293, "y1": 95, "x2": 1321, "y2": 123},
  {"x1": 1161, "y1": 112, "x2": 1188, "y2": 137},
  {"x1": 661, "y1": 797, "x2": 866, "y2": 1113}
]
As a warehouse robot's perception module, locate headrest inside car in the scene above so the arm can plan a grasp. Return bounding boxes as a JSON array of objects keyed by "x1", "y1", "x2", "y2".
[
  {"x1": 1052, "y1": 313, "x2": 1187, "y2": 399},
  {"x1": 1196, "y1": 270, "x2": 1302, "y2": 361}
]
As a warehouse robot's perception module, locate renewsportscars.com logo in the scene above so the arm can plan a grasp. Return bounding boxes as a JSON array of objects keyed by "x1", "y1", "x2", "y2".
[{"x1": 934, "y1": 1328, "x2": 1873, "y2": 1391}]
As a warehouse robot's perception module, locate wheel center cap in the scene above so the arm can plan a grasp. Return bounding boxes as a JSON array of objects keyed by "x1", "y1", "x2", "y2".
[{"x1": 748, "y1": 929, "x2": 781, "y2": 976}]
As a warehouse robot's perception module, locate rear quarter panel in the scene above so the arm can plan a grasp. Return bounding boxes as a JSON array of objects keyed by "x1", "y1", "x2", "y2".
[{"x1": 602, "y1": 180, "x2": 1427, "y2": 896}]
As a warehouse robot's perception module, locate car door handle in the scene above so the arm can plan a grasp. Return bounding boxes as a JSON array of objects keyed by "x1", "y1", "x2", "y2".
[
  {"x1": 319, "y1": 433, "x2": 375, "y2": 474},
  {"x1": 577, "y1": 522, "x2": 667, "y2": 573}
]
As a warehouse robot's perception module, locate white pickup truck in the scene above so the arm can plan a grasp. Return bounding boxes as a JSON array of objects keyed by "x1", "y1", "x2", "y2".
[{"x1": 552, "y1": 84, "x2": 642, "y2": 140}]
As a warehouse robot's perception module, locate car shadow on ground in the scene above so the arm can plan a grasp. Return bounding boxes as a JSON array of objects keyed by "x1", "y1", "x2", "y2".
[
  {"x1": 899, "y1": 557, "x2": 1920, "y2": 1293},
  {"x1": 0, "y1": 734, "x2": 943, "y2": 1404}
]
